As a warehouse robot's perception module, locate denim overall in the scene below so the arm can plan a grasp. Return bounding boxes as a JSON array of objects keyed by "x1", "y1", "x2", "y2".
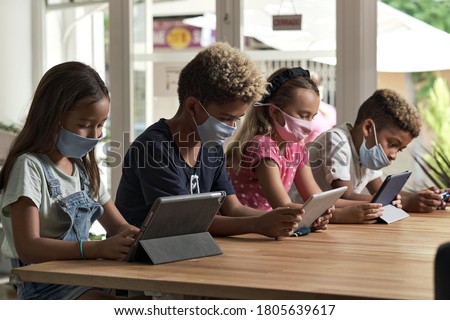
[{"x1": 11, "y1": 154, "x2": 106, "y2": 299}]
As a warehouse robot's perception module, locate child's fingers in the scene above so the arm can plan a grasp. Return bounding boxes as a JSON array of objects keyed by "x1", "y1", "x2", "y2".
[
  {"x1": 277, "y1": 209, "x2": 302, "y2": 222},
  {"x1": 361, "y1": 203, "x2": 384, "y2": 210},
  {"x1": 363, "y1": 206, "x2": 383, "y2": 214},
  {"x1": 364, "y1": 212, "x2": 382, "y2": 220},
  {"x1": 120, "y1": 226, "x2": 139, "y2": 238},
  {"x1": 281, "y1": 221, "x2": 298, "y2": 230},
  {"x1": 275, "y1": 207, "x2": 303, "y2": 215}
]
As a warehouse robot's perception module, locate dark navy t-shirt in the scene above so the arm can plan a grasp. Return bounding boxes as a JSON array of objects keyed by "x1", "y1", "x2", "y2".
[{"x1": 115, "y1": 119, "x2": 235, "y2": 227}]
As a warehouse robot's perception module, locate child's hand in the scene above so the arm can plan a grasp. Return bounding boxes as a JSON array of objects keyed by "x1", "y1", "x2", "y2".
[
  {"x1": 257, "y1": 207, "x2": 302, "y2": 239},
  {"x1": 402, "y1": 189, "x2": 442, "y2": 213},
  {"x1": 391, "y1": 194, "x2": 402, "y2": 208},
  {"x1": 332, "y1": 203, "x2": 383, "y2": 224},
  {"x1": 355, "y1": 203, "x2": 384, "y2": 223},
  {"x1": 311, "y1": 205, "x2": 333, "y2": 231},
  {"x1": 97, "y1": 226, "x2": 139, "y2": 260},
  {"x1": 429, "y1": 186, "x2": 450, "y2": 210}
]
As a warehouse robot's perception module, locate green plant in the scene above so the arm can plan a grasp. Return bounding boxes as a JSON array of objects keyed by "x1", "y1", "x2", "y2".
[
  {"x1": 418, "y1": 77, "x2": 450, "y2": 140},
  {"x1": 414, "y1": 76, "x2": 450, "y2": 188},
  {"x1": 89, "y1": 232, "x2": 105, "y2": 240},
  {"x1": 382, "y1": 0, "x2": 450, "y2": 34},
  {"x1": 414, "y1": 144, "x2": 450, "y2": 188},
  {"x1": 381, "y1": 0, "x2": 450, "y2": 122},
  {"x1": 0, "y1": 122, "x2": 20, "y2": 134}
]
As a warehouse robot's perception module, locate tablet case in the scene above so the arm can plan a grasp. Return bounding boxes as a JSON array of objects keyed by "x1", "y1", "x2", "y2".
[
  {"x1": 371, "y1": 171, "x2": 412, "y2": 205},
  {"x1": 371, "y1": 171, "x2": 412, "y2": 224},
  {"x1": 127, "y1": 191, "x2": 226, "y2": 264}
]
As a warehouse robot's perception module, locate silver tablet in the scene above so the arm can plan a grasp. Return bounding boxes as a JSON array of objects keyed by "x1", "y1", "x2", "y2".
[
  {"x1": 296, "y1": 186, "x2": 348, "y2": 230},
  {"x1": 126, "y1": 191, "x2": 226, "y2": 262}
]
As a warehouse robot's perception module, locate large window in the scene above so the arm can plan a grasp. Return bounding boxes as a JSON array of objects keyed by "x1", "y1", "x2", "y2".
[
  {"x1": 134, "y1": 0, "x2": 336, "y2": 131},
  {"x1": 45, "y1": 1, "x2": 108, "y2": 83},
  {"x1": 133, "y1": 0, "x2": 216, "y2": 138},
  {"x1": 48, "y1": 0, "x2": 445, "y2": 194}
]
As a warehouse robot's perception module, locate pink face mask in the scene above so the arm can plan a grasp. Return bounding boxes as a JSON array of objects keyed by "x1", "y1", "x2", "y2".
[{"x1": 273, "y1": 107, "x2": 312, "y2": 142}]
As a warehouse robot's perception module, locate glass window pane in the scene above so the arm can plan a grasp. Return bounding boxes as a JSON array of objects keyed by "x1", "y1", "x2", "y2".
[
  {"x1": 133, "y1": 0, "x2": 216, "y2": 138},
  {"x1": 243, "y1": 0, "x2": 336, "y2": 107}
]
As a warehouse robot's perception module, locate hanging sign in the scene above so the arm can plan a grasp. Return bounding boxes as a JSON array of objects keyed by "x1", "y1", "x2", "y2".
[{"x1": 272, "y1": 14, "x2": 302, "y2": 31}]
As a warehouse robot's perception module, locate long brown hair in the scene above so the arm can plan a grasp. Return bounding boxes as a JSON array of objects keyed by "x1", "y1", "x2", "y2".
[{"x1": 0, "y1": 61, "x2": 109, "y2": 197}]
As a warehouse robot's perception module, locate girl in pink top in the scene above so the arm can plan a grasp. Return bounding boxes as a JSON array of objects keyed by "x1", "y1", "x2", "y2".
[
  {"x1": 229, "y1": 134, "x2": 308, "y2": 211},
  {"x1": 226, "y1": 67, "x2": 386, "y2": 227}
]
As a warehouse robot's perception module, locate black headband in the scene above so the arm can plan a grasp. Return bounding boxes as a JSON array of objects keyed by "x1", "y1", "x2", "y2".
[{"x1": 261, "y1": 67, "x2": 310, "y2": 103}]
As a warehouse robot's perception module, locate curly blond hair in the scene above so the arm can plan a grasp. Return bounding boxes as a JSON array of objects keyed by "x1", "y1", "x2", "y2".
[
  {"x1": 177, "y1": 42, "x2": 267, "y2": 105},
  {"x1": 354, "y1": 89, "x2": 421, "y2": 137}
]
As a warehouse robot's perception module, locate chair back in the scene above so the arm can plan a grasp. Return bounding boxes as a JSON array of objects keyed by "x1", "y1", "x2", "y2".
[{"x1": 435, "y1": 242, "x2": 450, "y2": 299}]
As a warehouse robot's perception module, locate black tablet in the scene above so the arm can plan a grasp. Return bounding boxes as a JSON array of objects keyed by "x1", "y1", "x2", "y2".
[
  {"x1": 371, "y1": 171, "x2": 412, "y2": 206},
  {"x1": 296, "y1": 186, "x2": 348, "y2": 230},
  {"x1": 126, "y1": 191, "x2": 226, "y2": 262}
]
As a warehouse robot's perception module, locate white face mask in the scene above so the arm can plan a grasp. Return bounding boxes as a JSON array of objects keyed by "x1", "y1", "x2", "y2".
[
  {"x1": 272, "y1": 106, "x2": 312, "y2": 143},
  {"x1": 193, "y1": 101, "x2": 237, "y2": 145},
  {"x1": 359, "y1": 122, "x2": 391, "y2": 170}
]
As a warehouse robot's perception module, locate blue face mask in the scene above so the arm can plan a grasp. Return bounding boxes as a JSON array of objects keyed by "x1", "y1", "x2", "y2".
[
  {"x1": 359, "y1": 123, "x2": 391, "y2": 170},
  {"x1": 193, "y1": 101, "x2": 237, "y2": 145},
  {"x1": 57, "y1": 127, "x2": 99, "y2": 158}
]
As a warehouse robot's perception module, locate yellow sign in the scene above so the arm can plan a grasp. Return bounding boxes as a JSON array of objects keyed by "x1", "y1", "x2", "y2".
[{"x1": 166, "y1": 27, "x2": 192, "y2": 49}]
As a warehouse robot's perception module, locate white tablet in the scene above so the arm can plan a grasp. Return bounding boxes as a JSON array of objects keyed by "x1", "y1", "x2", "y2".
[
  {"x1": 296, "y1": 186, "x2": 348, "y2": 230},
  {"x1": 126, "y1": 191, "x2": 226, "y2": 262}
]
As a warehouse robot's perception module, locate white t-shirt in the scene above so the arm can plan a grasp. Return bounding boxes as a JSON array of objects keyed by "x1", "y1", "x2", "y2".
[
  {"x1": 310, "y1": 123, "x2": 382, "y2": 193},
  {"x1": 0, "y1": 153, "x2": 110, "y2": 259}
]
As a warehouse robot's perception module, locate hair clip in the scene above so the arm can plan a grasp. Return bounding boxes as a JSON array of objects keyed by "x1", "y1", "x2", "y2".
[{"x1": 261, "y1": 67, "x2": 310, "y2": 103}]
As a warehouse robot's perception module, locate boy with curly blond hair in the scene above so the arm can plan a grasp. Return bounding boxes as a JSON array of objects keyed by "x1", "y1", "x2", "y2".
[
  {"x1": 310, "y1": 89, "x2": 444, "y2": 220},
  {"x1": 116, "y1": 42, "x2": 302, "y2": 238}
]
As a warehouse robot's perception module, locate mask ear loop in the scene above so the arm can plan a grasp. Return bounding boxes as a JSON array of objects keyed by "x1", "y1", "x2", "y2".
[
  {"x1": 197, "y1": 99, "x2": 211, "y2": 117},
  {"x1": 192, "y1": 99, "x2": 209, "y2": 128},
  {"x1": 370, "y1": 121, "x2": 380, "y2": 145},
  {"x1": 268, "y1": 105, "x2": 285, "y2": 129}
]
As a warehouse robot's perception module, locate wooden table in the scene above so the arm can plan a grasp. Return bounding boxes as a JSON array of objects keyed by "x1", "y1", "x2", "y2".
[{"x1": 11, "y1": 212, "x2": 450, "y2": 299}]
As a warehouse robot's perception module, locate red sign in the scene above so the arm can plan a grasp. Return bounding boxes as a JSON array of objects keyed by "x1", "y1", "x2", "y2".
[{"x1": 272, "y1": 15, "x2": 302, "y2": 31}]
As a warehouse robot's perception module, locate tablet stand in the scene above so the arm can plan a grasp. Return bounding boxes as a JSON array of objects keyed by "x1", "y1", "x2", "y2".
[
  {"x1": 377, "y1": 204, "x2": 409, "y2": 224},
  {"x1": 132, "y1": 232, "x2": 222, "y2": 264}
]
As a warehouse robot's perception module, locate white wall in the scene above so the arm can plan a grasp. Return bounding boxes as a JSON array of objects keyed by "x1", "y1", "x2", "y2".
[{"x1": 0, "y1": 0, "x2": 33, "y2": 126}]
